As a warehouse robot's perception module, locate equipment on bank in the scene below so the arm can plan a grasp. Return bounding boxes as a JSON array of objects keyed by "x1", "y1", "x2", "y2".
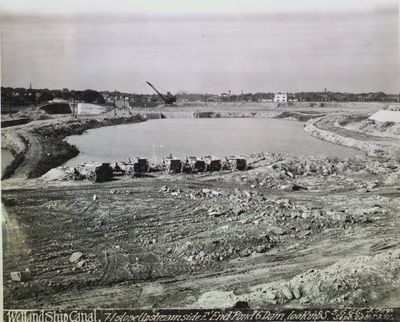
[
  {"x1": 223, "y1": 157, "x2": 248, "y2": 171},
  {"x1": 112, "y1": 158, "x2": 150, "y2": 177},
  {"x1": 205, "y1": 156, "x2": 222, "y2": 172},
  {"x1": 66, "y1": 155, "x2": 248, "y2": 182},
  {"x1": 146, "y1": 81, "x2": 177, "y2": 106},
  {"x1": 163, "y1": 156, "x2": 183, "y2": 174},
  {"x1": 67, "y1": 162, "x2": 113, "y2": 183},
  {"x1": 189, "y1": 157, "x2": 208, "y2": 173}
]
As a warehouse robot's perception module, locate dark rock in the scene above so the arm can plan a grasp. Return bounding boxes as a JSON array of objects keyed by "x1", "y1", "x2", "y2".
[
  {"x1": 233, "y1": 207, "x2": 245, "y2": 216},
  {"x1": 233, "y1": 301, "x2": 250, "y2": 309},
  {"x1": 291, "y1": 184, "x2": 308, "y2": 191},
  {"x1": 256, "y1": 245, "x2": 268, "y2": 253}
]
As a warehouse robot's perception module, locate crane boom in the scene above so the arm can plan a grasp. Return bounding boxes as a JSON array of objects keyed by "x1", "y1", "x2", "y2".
[{"x1": 146, "y1": 81, "x2": 166, "y2": 101}]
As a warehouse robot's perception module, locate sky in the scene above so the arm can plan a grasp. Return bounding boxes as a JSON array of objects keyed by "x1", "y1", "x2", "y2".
[{"x1": 0, "y1": 0, "x2": 399, "y2": 94}]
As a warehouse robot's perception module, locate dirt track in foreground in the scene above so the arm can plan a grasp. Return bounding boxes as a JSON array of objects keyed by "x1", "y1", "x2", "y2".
[{"x1": 2, "y1": 152, "x2": 400, "y2": 309}]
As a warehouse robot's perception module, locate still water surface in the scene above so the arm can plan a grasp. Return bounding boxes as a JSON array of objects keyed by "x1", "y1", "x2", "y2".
[{"x1": 64, "y1": 118, "x2": 358, "y2": 166}]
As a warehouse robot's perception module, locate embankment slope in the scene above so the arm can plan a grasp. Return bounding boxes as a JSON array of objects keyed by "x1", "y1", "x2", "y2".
[
  {"x1": 305, "y1": 113, "x2": 400, "y2": 160},
  {"x1": 1, "y1": 114, "x2": 144, "y2": 180}
]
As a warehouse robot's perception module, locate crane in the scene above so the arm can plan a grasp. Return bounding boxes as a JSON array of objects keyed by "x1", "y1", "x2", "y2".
[{"x1": 146, "y1": 81, "x2": 176, "y2": 106}]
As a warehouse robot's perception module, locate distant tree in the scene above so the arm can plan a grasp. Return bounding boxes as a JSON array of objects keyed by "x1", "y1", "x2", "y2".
[
  {"x1": 11, "y1": 96, "x2": 27, "y2": 106},
  {"x1": 82, "y1": 89, "x2": 105, "y2": 104},
  {"x1": 27, "y1": 92, "x2": 36, "y2": 105},
  {"x1": 36, "y1": 91, "x2": 54, "y2": 103},
  {"x1": 1, "y1": 90, "x2": 11, "y2": 108}
]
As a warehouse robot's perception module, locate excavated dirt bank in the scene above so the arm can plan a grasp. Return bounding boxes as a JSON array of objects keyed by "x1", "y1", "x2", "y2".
[
  {"x1": 1, "y1": 114, "x2": 144, "y2": 179},
  {"x1": 304, "y1": 114, "x2": 400, "y2": 160}
]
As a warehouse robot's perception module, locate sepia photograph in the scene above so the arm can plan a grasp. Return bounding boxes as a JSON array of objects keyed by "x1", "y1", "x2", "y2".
[{"x1": 1, "y1": 0, "x2": 399, "y2": 320}]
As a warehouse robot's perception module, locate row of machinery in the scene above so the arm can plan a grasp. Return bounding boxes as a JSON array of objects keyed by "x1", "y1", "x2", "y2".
[{"x1": 66, "y1": 156, "x2": 248, "y2": 183}]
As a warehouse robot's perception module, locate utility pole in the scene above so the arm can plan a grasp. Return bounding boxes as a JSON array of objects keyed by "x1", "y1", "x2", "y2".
[
  {"x1": 73, "y1": 96, "x2": 77, "y2": 118},
  {"x1": 114, "y1": 89, "x2": 116, "y2": 116}
]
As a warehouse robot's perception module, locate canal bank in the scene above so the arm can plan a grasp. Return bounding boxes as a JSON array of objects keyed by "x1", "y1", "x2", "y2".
[
  {"x1": 1, "y1": 113, "x2": 145, "y2": 179},
  {"x1": 305, "y1": 114, "x2": 400, "y2": 160}
]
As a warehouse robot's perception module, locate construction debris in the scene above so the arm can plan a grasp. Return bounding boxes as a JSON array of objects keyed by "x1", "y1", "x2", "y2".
[{"x1": 69, "y1": 252, "x2": 83, "y2": 263}]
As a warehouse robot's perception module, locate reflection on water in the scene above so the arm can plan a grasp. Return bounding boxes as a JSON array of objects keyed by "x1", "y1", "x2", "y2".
[{"x1": 65, "y1": 118, "x2": 359, "y2": 166}]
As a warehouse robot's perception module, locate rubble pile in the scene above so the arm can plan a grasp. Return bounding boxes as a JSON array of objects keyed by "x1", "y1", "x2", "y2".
[
  {"x1": 15, "y1": 107, "x2": 50, "y2": 121},
  {"x1": 197, "y1": 250, "x2": 400, "y2": 308},
  {"x1": 249, "y1": 249, "x2": 400, "y2": 307},
  {"x1": 159, "y1": 183, "x2": 383, "y2": 224},
  {"x1": 247, "y1": 153, "x2": 392, "y2": 177},
  {"x1": 160, "y1": 186, "x2": 375, "y2": 277},
  {"x1": 226, "y1": 153, "x2": 399, "y2": 193}
]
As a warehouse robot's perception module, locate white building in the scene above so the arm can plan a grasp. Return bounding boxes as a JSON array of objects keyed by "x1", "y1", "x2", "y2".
[{"x1": 273, "y1": 93, "x2": 287, "y2": 103}]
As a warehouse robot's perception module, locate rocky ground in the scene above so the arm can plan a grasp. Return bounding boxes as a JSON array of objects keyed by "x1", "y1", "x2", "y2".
[{"x1": 1, "y1": 102, "x2": 399, "y2": 309}]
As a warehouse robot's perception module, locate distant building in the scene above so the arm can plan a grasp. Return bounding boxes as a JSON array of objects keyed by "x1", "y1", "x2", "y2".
[
  {"x1": 77, "y1": 103, "x2": 107, "y2": 115},
  {"x1": 273, "y1": 93, "x2": 287, "y2": 103},
  {"x1": 386, "y1": 94, "x2": 400, "y2": 102},
  {"x1": 115, "y1": 98, "x2": 130, "y2": 109}
]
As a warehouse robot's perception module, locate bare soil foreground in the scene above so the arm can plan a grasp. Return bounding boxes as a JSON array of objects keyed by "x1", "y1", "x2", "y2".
[{"x1": 2, "y1": 102, "x2": 400, "y2": 309}]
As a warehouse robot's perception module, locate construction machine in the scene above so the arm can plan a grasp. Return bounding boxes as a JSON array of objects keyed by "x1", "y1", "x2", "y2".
[
  {"x1": 66, "y1": 162, "x2": 113, "y2": 183},
  {"x1": 146, "y1": 81, "x2": 176, "y2": 106}
]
